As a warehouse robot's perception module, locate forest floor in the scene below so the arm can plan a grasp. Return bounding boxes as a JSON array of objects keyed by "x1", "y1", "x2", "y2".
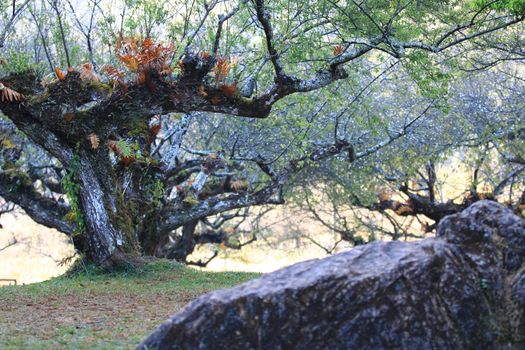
[{"x1": 0, "y1": 260, "x2": 259, "y2": 349}]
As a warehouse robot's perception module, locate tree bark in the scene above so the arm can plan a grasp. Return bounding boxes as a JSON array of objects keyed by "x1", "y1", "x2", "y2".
[{"x1": 76, "y1": 155, "x2": 127, "y2": 264}]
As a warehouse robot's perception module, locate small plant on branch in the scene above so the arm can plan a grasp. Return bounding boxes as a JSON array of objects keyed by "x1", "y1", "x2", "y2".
[
  {"x1": 115, "y1": 37, "x2": 174, "y2": 88},
  {"x1": 0, "y1": 82, "x2": 24, "y2": 102},
  {"x1": 100, "y1": 64, "x2": 127, "y2": 91},
  {"x1": 54, "y1": 67, "x2": 66, "y2": 81},
  {"x1": 79, "y1": 63, "x2": 99, "y2": 82},
  {"x1": 213, "y1": 56, "x2": 236, "y2": 85}
]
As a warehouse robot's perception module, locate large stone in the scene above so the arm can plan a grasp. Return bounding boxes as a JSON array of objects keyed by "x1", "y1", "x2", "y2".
[{"x1": 139, "y1": 201, "x2": 525, "y2": 349}]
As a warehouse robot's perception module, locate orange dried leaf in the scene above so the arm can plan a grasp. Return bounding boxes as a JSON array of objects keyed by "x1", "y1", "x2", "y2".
[
  {"x1": 142, "y1": 37, "x2": 154, "y2": 48},
  {"x1": 198, "y1": 84, "x2": 208, "y2": 97},
  {"x1": 115, "y1": 37, "x2": 174, "y2": 78},
  {"x1": 150, "y1": 123, "x2": 161, "y2": 136},
  {"x1": 395, "y1": 204, "x2": 413, "y2": 216},
  {"x1": 213, "y1": 57, "x2": 234, "y2": 83},
  {"x1": 121, "y1": 156, "x2": 134, "y2": 166},
  {"x1": 55, "y1": 67, "x2": 66, "y2": 80},
  {"x1": 88, "y1": 133, "x2": 100, "y2": 149},
  {"x1": 0, "y1": 83, "x2": 24, "y2": 102},
  {"x1": 117, "y1": 80, "x2": 128, "y2": 93},
  {"x1": 220, "y1": 83, "x2": 237, "y2": 97},
  {"x1": 137, "y1": 71, "x2": 146, "y2": 85},
  {"x1": 118, "y1": 54, "x2": 140, "y2": 72},
  {"x1": 100, "y1": 64, "x2": 125, "y2": 79},
  {"x1": 231, "y1": 180, "x2": 247, "y2": 191},
  {"x1": 159, "y1": 66, "x2": 172, "y2": 76},
  {"x1": 333, "y1": 45, "x2": 344, "y2": 57},
  {"x1": 79, "y1": 63, "x2": 99, "y2": 82},
  {"x1": 200, "y1": 51, "x2": 210, "y2": 60},
  {"x1": 100, "y1": 64, "x2": 129, "y2": 92}
]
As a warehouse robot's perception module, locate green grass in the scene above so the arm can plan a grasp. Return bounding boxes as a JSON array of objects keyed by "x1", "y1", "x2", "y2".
[{"x1": 0, "y1": 260, "x2": 259, "y2": 350}]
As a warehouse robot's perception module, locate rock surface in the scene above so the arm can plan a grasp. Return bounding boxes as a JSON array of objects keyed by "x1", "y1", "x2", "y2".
[{"x1": 138, "y1": 201, "x2": 525, "y2": 350}]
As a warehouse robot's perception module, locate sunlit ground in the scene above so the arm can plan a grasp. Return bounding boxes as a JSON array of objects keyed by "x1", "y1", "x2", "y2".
[{"x1": 0, "y1": 213, "x2": 75, "y2": 286}]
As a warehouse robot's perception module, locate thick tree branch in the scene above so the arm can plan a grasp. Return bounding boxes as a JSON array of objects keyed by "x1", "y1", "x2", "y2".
[
  {"x1": 0, "y1": 171, "x2": 73, "y2": 234},
  {"x1": 160, "y1": 183, "x2": 281, "y2": 233}
]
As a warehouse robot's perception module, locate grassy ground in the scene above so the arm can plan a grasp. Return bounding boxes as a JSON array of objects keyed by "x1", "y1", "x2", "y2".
[{"x1": 0, "y1": 260, "x2": 259, "y2": 350}]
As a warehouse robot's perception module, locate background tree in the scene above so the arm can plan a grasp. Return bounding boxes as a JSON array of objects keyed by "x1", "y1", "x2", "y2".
[{"x1": 291, "y1": 65, "x2": 525, "y2": 248}]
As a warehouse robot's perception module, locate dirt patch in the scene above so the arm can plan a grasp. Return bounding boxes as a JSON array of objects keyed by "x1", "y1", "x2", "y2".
[{"x1": 0, "y1": 290, "x2": 199, "y2": 349}]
